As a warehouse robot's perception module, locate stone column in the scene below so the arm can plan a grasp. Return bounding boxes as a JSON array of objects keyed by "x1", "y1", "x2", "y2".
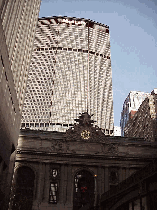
[
  {"x1": 97, "y1": 167, "x2": 102, "y2": 207},
  {"x1": 36, "y1": 163, "x2": 45, "y2": 203},
  {"x1": 126, "y1": 167, "x2": 130, "y2": 179},
  {"x1": 101, "y1": 168, "x2": 105, "y2": 194},
  {"x1": 43, "y1": 163, "x2": 49, "y2": 203},
  {"x1": 121, "y1": 168, "x2": 126, "y2": 181},
  {"x1": 119, "y1": 167, "x2": 123, "y2": 182},
  {"x1": 67, "y1": 164, "x2": 72, "y2": 204},
  {"x1": 60, "y1": 164, "x2": 65, "y2": 203},
  {"x1": 63, "y1": 164, "x2": 68, "y2": 205},
  {"x1": 104, "y1": 167, "x2": 109, "y2": 192},
  {"x1": 97, "y1": 167, "x2": 102, "y2": 195}
]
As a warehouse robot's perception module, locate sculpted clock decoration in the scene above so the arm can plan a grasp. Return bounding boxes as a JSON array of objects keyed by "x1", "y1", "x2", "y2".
[{"x1": 81, "y1": 130, "x2": 90, "y2": 139}]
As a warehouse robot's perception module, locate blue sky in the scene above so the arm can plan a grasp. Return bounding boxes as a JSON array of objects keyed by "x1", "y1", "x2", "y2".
[{"x1": 39, "y1": 0, "x2": 157, "y2": 127}]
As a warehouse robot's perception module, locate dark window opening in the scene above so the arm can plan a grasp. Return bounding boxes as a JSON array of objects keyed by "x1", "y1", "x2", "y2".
[
  {"x1": 45, "y1": 123, "x2": 49, "y2": 127},
  {"x1": 21, "y1": 123, "x2": 25, "y2": 127},
  {"x1": 73, "y1": 170, "x2": 95, "y2": 210},
  {"x1": 35, "y1": 123, "x2": 39, "y2": 127},
  {"x1": 12, "y1": 166, "x2": 35, "y2": 210}
]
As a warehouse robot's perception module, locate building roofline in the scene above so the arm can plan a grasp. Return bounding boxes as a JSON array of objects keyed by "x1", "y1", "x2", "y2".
[{"x1": 38, "y1": 16, "x2": 109, "y2": 29}]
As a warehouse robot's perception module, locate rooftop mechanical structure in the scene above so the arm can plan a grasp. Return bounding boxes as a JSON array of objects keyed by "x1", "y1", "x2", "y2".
[{"x1": 21, "y1": 16, "x2": 114, "y2": 135}]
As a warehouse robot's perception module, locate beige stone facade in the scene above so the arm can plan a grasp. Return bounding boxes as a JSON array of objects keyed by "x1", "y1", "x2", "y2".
[
  {"x1": 124, "y1": 91, "x2": 157, "y2": 142},
  {"x1": 9, "y1": 113, "x2": 157, "y2": 210}
]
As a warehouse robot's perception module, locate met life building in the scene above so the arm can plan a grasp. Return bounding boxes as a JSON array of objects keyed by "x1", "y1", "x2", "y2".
[{"x1": 21, "y1": 16, "x2": 114, "y2": 135}]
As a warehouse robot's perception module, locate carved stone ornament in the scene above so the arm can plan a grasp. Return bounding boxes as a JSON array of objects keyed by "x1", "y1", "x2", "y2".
[
  {"x1": 65, "y1": 112, "x2": 107, "y2": 142},
  {"x1": 51, "y1": 140, "x2": 63, "y2": 152},
  {"x1": 101, "y1": 143, "x2": 119, "y2": 156},
  {"x1": 107, "y1": 144, "x2": 118, "y2": 155}
]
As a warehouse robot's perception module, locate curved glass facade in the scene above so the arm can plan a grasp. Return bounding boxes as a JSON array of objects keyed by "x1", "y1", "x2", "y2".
[{"x1": 21, "y1": 16, "x2": 114, "y2": 134}]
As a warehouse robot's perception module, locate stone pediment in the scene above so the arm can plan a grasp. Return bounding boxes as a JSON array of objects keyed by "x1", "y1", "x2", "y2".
[{"x1": 65, "y1": 112, "x2": 106, "y2": 142}]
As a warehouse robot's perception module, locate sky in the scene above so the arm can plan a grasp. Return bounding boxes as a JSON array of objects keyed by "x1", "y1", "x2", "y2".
[{"x1": 39, "y1": 0, "x2": 157, "y2": 127}]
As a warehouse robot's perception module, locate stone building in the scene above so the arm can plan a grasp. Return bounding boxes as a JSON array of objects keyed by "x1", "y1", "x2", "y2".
[
  {"x1": 124, "y1": 89, "x2": 157, "y2": 142},
  {"x1": 100, "y1": 159, "x2": 157, "y2": 210},
  {"x1": 9, "y1": 113, "x2": 157, "y2": 210}
]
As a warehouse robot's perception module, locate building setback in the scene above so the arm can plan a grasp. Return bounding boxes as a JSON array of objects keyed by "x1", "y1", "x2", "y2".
[
  {"x1": 21, "y1": 16, "x2": 114, "y2": 135},
  {"x1": 124, "y1": 89, "x2": 157, "y2": 142}
]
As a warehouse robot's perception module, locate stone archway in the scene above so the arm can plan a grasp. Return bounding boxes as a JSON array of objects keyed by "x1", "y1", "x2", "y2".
[
  {"x1": 73, "y1": 170, "x2": 95, "y2": 210},
  {"x1": 12, "y1": 166, "x2": 35, "y2": 210}
]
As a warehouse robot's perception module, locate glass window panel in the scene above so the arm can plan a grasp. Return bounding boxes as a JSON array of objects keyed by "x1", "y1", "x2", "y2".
[{"x1": 49, "y1": 182, "x2": 58, "y2": 203}]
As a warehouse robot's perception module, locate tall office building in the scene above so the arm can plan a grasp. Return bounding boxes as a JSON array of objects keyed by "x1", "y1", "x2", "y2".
[
  {"x1": 120, "y1": 91, "x2": 150, "y2": 136},
  {"x1": 0, "y1": 0, "x2": 41, "y2": 208},
  {"x1": 124, "y1": 89, "x2": 157, "y2": 142},
  {"x1": 21, "y1": 16, "x2": 114, "y2": 135}
]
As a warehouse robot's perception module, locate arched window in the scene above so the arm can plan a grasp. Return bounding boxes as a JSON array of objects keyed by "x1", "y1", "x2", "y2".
[
  {"x1": 12, "y1": 166, "x2": 35, "y2": 210},
  {"x1": 73, "y1": 170, "x2": 95, "y2": 210}
]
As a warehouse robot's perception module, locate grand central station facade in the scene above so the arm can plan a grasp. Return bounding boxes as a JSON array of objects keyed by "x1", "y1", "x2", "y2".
[{"x1": 9, "y1": 113, "x2": 157, "y2": 210}]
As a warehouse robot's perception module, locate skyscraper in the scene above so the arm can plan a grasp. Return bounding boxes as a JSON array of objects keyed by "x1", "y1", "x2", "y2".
[
  {"x1": 124, "y1": 89, "x2": 157, "y2": 141},
  {"x1": 21, "y1": 16, "x2": 114, "y2": 135},
  {"x1": 120, "y1": 91, "x2": 150, "y2": 136},
  {"x1": 0, "y1": 0, "x2": 41, "y2": 208}
]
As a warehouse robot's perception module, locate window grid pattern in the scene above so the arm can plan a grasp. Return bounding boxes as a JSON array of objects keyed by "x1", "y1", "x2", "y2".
[
  {"x1": 21, "y1": 17, "x2": 114, "y2": 134},
  {"x1": 49, "y1": 182, "x2": 58, "y2": 204},
  {"x1": 1, "y1": 0, "x2": 41, "y2": 113}
]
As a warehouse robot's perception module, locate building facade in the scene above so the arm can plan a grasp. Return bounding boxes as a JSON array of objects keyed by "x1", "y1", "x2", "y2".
[
  {"x1": 120, "y1": 91, "x2": 150, "y2": 136},
  {"x1": 21, "y1": 16, "x2": 114, "y2": 135},
  {"x1": 9, "y1": 113, "x2": 157, "y2": 210},
  {"x1": 101, "y1": 160, "x2": 157, "y2": 210},
  {"x1": 114, "y1": 126, "x2": 121, "y2": 136},
  {"x1": 0, "y1": 1, "x2": 41, "y2": 209},
  {"x1": 124, "y1": 89, "x2": 157, "y2": 142}
]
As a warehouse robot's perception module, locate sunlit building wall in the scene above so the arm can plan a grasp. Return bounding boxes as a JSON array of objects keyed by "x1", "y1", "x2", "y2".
[
  {"x1": 124, "y1": 89, "x2": 157, "y2": 142},
  {"x1": 0, "y1": 0, "x2": 41, "y2": 208},
  {"x1": 21, "y1": 16, "x2": 114, "y2": 135},
  {"x1": 114, "y1": 126, "x2": 121, "y2": 136},
  {"x1": 120, "y1": 91, "x2": 150, "y2": 136},
  {"x1": 1, "y1": 0, "x2": 41, "y2": 112}
]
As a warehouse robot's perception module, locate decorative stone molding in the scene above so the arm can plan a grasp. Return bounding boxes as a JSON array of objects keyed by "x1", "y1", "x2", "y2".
[
  {"x1": 51, "y1": 140, "x2": 63, "y2": 152},
  {"x1": 65, "y1": 112, "x2": 107, "y2": 143}
]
